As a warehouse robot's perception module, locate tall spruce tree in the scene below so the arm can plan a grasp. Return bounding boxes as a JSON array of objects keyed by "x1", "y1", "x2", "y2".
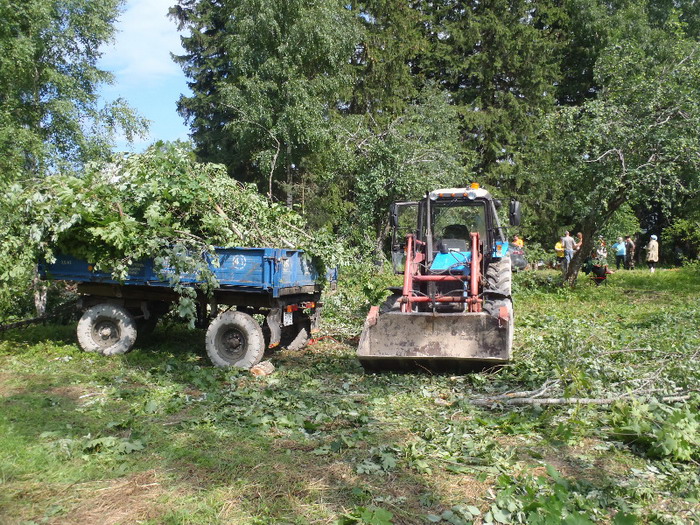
[
  {"x1": 415, "y1": 0, "x2": 565, "y2": 183},
  {"x1": 347, "y1": 1, "x2": 427, "y2": 116}
]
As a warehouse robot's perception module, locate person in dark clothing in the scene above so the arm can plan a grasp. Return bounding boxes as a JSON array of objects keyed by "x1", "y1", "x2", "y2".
[{"x1": 624, "y1": 236, "x2": 635, "y2": 269}]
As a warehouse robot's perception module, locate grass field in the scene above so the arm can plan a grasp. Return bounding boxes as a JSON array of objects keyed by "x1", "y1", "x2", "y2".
[{"x1": 1, "y1": 269, "x2": 699, "y2": 524}]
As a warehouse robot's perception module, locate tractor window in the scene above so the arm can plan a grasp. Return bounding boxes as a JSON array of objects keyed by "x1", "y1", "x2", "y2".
[
  {"x1": 390, "y1": 202, "x2": 419, "y2": 273},
  {"x1": 432, "y1": 203, "x2": 486, "y2": 245}
]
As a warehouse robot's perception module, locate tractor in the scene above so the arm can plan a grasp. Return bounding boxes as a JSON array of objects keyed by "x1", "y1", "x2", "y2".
[{"x1": 357, "y1": 184, "x2": 521, "y2": 371}]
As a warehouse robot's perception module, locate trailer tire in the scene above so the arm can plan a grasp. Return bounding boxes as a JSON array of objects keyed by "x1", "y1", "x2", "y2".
[
  {"x1": 206, "y1": 311, "x2": 264, "y2": 368},
  {"x1": 77, "y1": 304, "x2": 137, "y2": 356}
]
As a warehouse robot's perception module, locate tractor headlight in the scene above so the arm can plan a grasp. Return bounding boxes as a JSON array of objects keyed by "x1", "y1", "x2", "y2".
[{"x1": 467, "y1": 191, "x2": 477, "y2": 200}]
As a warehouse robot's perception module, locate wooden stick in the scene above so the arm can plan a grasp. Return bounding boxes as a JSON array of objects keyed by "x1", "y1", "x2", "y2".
[{"x1": 471, "y1": 393, "x2": 692, "y2": 407}]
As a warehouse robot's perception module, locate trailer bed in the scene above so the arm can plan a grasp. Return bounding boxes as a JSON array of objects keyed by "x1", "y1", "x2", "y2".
[{"x1": 40, "y1": 247, "x2": 320, "y2": 297}]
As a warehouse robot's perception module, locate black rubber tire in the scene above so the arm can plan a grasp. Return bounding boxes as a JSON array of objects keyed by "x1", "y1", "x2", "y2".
[
  {"x1": 483, "y1": 297, "x2": 514, "y2": 352},
  {"x1": 483, "y1": 256, "x2": 514, "y2": 353},
  {"x1": 285, "y1": 325, "x2": 310, "y2": 351},
  {"x1": 205, "y1": 311, "x2": 265, "y2": 368},
  {"x1": 76, "y1": 304, "x2": 137, "y2": 356},
  {"x1": 484, "y1": 256, "x2": 512, "y2": 298}
]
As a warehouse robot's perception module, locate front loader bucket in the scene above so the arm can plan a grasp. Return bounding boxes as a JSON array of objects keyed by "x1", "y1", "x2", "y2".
[{"x1": 357, "y1": 308, "x2": 512, "y2": 372}]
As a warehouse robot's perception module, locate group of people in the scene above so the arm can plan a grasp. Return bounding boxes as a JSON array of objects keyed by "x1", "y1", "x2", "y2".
[
  {"x1": 554, "y1": 231, "x2": 583, "y2": 272},
  {"x1": 554, "y1": 232, "x2": 659, "y2": 273}
]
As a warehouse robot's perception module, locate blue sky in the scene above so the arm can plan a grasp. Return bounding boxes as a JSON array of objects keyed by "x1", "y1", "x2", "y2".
[{"x1": 98, "y1": 0, "x2": 191, "y2": 151}]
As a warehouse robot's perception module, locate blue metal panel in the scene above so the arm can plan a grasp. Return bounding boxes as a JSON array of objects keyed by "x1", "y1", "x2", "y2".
[
  {"x1": 40, "y1": 247, "x2": 321, "y2": 296},
  {"x1": 430, "y1": 251, "x2": 472, "y2": 273},
  {"x1": 493, "y1": 241, "x2": 509, "y2": 259},
  {"x1": 278, "y1": 250, "x2": 317, "y2": 288},
  {"x1": 209, "y1": 248, "x2": 272, "y2": 289}
]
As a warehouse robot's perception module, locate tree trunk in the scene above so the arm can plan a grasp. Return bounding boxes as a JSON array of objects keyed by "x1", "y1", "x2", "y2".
[
  {"x1": 374, "y1": 221, "x2": 391, "y2": 265},
  {"x1": 33, "y1": 266, "x2": 47, "y2": 317},
  {"x1": 564, "y1": 189, "x2": 628, "y2": 285},
  {"x1": 565, "y1": 227, "x2": 595, "y2": 285}
]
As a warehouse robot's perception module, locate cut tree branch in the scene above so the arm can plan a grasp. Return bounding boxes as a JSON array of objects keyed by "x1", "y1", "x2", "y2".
[{"x1": 471, "y1": 393, "x2": 693, "y2": 407}]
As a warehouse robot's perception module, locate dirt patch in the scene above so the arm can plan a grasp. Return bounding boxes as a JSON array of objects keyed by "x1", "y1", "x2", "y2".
[
  {"x1": 50, "y1": 470, "x2": 165, "y2": 525},
  {"x1": 47, "y1": 385, "x2": 89, "y2": 401},
  {"x1": 431, "y1": 473, "x2": 491, "y2": 505},
  {"x1": 0, "y1": 373, "x2": 93, "y2": 401},
  {"x1": 0, "y1": 372, "x2": 18, "y2": 397}
]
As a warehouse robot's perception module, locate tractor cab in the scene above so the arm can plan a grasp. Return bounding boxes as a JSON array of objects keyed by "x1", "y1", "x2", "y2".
[{"x1": 389, "y1": 185, "x2": 513, "y2": 277}]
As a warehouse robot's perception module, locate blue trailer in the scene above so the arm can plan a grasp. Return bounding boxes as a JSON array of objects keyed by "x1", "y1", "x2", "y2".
[{"x1": 40, "y1": 247, "x2": 328, "y2": 368}]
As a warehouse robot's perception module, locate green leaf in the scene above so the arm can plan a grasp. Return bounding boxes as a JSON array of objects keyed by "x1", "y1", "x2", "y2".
[{"x1": 613, "y1": 513, "x2": 638, "y2": 525}]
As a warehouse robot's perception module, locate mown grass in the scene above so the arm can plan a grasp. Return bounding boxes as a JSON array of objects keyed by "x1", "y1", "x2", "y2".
[{"x1": 1, "y1": 268, "x2": 699, "y2": 524}]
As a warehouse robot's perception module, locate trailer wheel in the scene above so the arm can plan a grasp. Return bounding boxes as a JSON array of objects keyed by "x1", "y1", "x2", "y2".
[
  {"x1": 205, "y1": 311, "x2": 264, "y2": 368},
  {"x1": 77, "y1": 304, "x2": 137, "y2": 356}
]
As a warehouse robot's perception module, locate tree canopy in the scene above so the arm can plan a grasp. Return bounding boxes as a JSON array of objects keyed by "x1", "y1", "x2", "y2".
[
  {"x1": 519, "y1": 4, "x2": 700, "y2": 279},
  {"x1": 168, "y1": 0, "x2": 699, "y2": 265},
  {"x1": 0, "y1": 0, "x2": 146, "y2": 314},
  {"x1": 0, "y1": 0, "x2": 146, "y2": 182}
]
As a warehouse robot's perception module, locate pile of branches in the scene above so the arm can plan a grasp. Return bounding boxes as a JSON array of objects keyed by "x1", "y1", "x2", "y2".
[{"x1": 6, "y1": 143, "x2": 344, "y2": 321}]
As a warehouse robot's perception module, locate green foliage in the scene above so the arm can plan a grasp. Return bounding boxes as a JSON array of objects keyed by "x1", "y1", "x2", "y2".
[
  {"x1": 339, "y1": 87, "x2": 467, "y2": 242},
  {"x1": 171, "y1": 0, "x2": 359, "y2": 198},
  {"x1": 0, "y1": 0, "x2": 146, "y2": 181},
  {"x1": 598, "y1": 204, "x2": 642, "y2": 245},
  {"x1": 417, "y1": 0, "x2": 564, "y2": 178},
  {"x1": 321, "y1": 262, "x2": 400, "y2": 337},
  {"x1": 167, "y1": 0, "x2": 700, "y2": 268},
  {"x1": 486, "y1": 467, "x2": 641, "y2": 525},
  {"x1": 664, "y1": 217, "x2": 700, "y2": 261},
  {"x1": 520, "y1": 14, "x2": 700, "y2": 280},
  {"x1": 0, "y1": 0, "x2": 147, "y2": 320},
  {"x1": 611, "y1": 399, "x2": 700, "y2": 461},
  {"x1": 2, "y1": 142, "x2": 345, "y2": 323},
  {"x1": 338, "y1": 506, "x2": 393, "y2": 525}
]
